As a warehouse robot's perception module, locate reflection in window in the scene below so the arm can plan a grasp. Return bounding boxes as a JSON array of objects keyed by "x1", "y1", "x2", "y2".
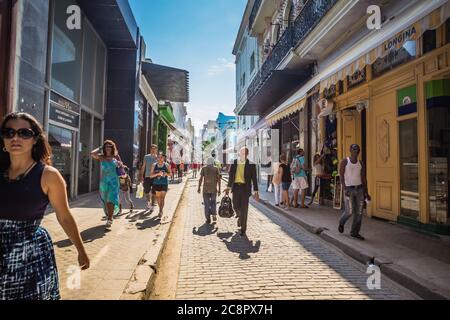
[
  {"x1": 51, "y1": 0, "x2": 82, "y2": 101},
  {"x1": 373, "y1": 40, "x2": 416, "y2": 78},
  {"x1": 427, "y1": 94, "x2": 449, "y2": 225},
  {"x1": 399, "y1": 119, "x2": 419, "y2": 219}
]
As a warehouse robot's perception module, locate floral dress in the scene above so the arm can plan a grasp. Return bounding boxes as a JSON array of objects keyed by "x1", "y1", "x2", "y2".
[{"x1": 99, "y1": 160, "x2": 120, "y2": 216}]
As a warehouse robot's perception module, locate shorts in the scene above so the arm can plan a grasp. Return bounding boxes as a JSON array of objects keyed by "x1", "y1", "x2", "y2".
[
  {"x1": 153, "y1": 184, "x2": 168, "y2": 192},
  {"x1": 292, "y1": 176, "x2": 309, "y2": 190},
  {"x1": 281, "y1": 182, "x2": 291, "y2": 191},
  {"x1": 144, "y1": 177, "x2": 155, "y2": 194}
]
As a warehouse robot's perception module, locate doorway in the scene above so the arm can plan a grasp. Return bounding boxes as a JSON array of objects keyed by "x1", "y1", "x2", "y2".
[{"x1": 48, "y1": 124, "x2": 76, "y2": 199}]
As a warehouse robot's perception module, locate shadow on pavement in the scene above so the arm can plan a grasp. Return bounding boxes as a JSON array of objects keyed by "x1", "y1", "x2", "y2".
[
  {"x1": 193, "y1": 223, "x2": 218, "y2": 236},
  {"x1": 135, "y1": 217, "x2": 161, "y2": 230},
  {"x1": 54, "y1": 225, "x2": 110, "y2": 248},
  {"x1": 217, "y1": 232, "x2": 261, "y2": 260},
  {"x1": 125, "y1": 210, "x2": 152, "y2": 222}
]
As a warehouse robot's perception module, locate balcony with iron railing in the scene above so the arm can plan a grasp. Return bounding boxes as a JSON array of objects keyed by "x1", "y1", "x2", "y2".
[{"x1": 246, "y1": 0, "x2": 339, "y2": 102}]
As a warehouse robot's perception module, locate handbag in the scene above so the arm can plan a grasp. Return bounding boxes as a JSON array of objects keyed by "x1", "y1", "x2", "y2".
[
  {"x1": 115, "y1": 155, "x2": 126, "y2": 176},
  {"x1": 218, "y1": 195, "x2": 234, "y2": 218},
  {"x1": 136, "y1": 183, "x2": 144, "y2": 199}
]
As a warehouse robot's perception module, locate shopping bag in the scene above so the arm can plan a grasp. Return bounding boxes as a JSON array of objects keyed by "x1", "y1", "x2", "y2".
[{"x1": 136, "y1": 183, "x2": 144, "y2": 199}]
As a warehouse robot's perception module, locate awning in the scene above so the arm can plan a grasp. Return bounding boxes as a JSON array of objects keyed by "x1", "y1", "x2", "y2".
[
  {"x1": 320, "y1": 1, "x2": 450, "y2": 92},
  {"x1": 237, "y1": 117, "x2": 268, "y2": 142},
  {"x1": 78, "y1": 0, "x2": 138, "y2": 48},
  {"x1": 266, "y1": 0, "x2": 449, "y2": 117},
  {"x1": 317, "y1": 100, "x2": 335, "y2": 118},
  {"x1": 159, "y1": 104, "x2": 176, "y2": 124},
  {"x1": 266, "y1": 97, "x2": 306, "y2": 126},
  {"x1": 142, "y1": 61, "x2": 189, "y2": 103}
]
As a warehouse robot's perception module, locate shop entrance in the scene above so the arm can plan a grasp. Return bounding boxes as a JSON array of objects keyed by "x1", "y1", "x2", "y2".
[{"x1": 48, "y1": 124, "x2": 77, "y2": 199}]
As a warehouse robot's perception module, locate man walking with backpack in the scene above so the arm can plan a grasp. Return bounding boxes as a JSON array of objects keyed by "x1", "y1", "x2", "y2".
[
  {"x1": 198, "y1": 157, "x2": 221, "y2": 224},
  {"x1": 291, "y1": 148, "x2": 309, "y2": 208}
]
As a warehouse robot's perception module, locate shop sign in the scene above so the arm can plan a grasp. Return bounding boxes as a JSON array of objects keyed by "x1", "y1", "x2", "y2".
[
  {"x1": 348, "y1": 67, "x2": 366, "y2": 89},
  {"x1": 49, "y1": 104, "x2": 80, "y2": 129},
  {"x1": 382, "y1": 23, "x2": 420, "y2": 55},
  {"x1": 50, "y1": 91, "x2": 80, "y2": 114}
]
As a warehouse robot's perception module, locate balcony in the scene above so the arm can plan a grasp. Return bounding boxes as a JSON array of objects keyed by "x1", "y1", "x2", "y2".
[{"x1": 243, "y1": 0, "x2": 338, "y2": 115}]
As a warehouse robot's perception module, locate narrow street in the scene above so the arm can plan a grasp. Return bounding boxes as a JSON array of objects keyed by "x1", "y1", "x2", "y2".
[{"x1": 150, "y1": 180, "x2": 418, "y2": 300}]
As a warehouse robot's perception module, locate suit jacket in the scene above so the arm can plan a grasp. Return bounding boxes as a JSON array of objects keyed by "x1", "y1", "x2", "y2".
[{"x1": 227, "y1": 159, "x2": 258, "y2": 197}]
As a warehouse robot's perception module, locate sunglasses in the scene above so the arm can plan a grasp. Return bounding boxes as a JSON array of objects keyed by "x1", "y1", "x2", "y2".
[{"x1": 1, "y1": 128, "x2": 36, "y2": 140}]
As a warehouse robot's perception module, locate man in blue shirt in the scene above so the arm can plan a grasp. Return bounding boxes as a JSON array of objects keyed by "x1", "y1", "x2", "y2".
[{"x1": 291, "y1": 148, "x2": 309, "y2": 208}]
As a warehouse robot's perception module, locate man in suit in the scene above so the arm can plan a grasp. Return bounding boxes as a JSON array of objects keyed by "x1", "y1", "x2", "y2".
[{"x1": 224, "y1": 147, "x2": 259, "y2": 236}]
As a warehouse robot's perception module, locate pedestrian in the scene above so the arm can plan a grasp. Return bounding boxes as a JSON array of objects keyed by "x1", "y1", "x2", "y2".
[
  {"x1": 308, "y1": 153, "x2": 326, "y2": 206},
  {"x1": 91, "y1": 140, "x2": 122, "y2": 229},
  {"x1": 291, "y1": 148, "x2": 309, "y2": 208},
  {"x1": 198, "y1": 157, "x2": 221, "y2": 224},
  {"x1": 338, "y1": 144, "x2": 371, "y2": 240},
  {"x1": 140, "y1": 144, "x2": 158, "y2": 210},
  {"x1": 192, "y1": 162, "x2": 198, "y2": 178},
  {"x1": 150, "y1": 153, "x2": 171, "y2": 219},
  {"x1": 0, "y1": 112, "x2": 89, "y2": 300},
  {"x1": 119, "y1": 166, "x2": 133, "y2": 214},
  {"x1": 224, "y1": 147, "x2": 259, "y2": 236},
  {"x1": 272, "y1": 158, "x2": 282, "y2": 207},
  {"x1": 279, "y1": 154, "x2": 292, "y2": 210}
]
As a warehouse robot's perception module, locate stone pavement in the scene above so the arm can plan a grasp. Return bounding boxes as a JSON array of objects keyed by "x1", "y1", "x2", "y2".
[
  {"x1": 174, "y1": 180, "x2": 417, "y2": 300},
  {"x1": 257, "y1": 182, "x2": 450, "y2": 300},
  {"x1": 41, "y1": 178, "x2": 187, "y2": 300}
]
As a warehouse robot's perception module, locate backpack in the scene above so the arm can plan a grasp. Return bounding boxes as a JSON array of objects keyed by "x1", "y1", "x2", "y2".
[
  {"x1": 218, "y1": 195, "x2": 234, "y2": 218},
  {"x1": 291, "y1": 156, "x2": 302, "y2": 175}
]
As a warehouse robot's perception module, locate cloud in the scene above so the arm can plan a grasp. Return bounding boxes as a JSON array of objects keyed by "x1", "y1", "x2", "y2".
[{"x1": 207, "y1": 58, "x2": 235, "y2": 77}]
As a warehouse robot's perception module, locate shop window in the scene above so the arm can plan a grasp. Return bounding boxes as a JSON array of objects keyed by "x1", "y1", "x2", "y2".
[
  {"x1": 78, "y1": 111, "x2": 92, "y2": 195},
  {"x1": 422, "y1": 29, "x2": 436, "y2": 55},
  {"x1": 399, "y1": 119, "x2": 420, "y2": 220},
  {"x1": 427, "y1": 81, "x2": 450, "y2": 224},
  {"x1": 373, "y1": 40, "x2": 416, "y2": 78},
  {"x1": 51, "y1": 0, "x2": 82, "y2": 102},
  {"x1": 91, "y1": 118, "x2": 102, "y2": 191},
  {"x1": 94, "y1": 43, "x2": 106, "y2": 114},
  {"x1": 81, "y1": 23, "x2": 96, "y2": 108}
]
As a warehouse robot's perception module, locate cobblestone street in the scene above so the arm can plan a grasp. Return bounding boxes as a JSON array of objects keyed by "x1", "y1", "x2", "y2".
[{"x1": 162, "y1": 180, "x2": 418, "y2": 300}]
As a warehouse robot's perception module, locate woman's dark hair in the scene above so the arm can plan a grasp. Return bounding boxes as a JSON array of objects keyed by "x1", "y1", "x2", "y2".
[
  {"x1": 102, "y1": 140, "x2": 118, "y2": 157},
  {"x1": 280, "y1": 154, "x2": 287, "y2": 162},
  {"x1": 0, "y1": 112, "x2": 52, "y2": 169}
]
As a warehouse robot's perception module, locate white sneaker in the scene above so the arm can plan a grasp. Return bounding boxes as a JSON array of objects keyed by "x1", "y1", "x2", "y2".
[{"x1": 105, "y1": 219, "x2": 113, "y2": 229}]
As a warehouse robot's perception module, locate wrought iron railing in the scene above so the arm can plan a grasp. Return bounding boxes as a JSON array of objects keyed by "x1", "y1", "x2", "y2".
[
  {"x1": 249, "y1": 0, "x2": 262, "y2": 30},
  {"x1": 292, "y1": 0, "x2": 339, "y2": 45},
  {"x1": 247, "y1": 0, "x2": 338, "y2": 101}
]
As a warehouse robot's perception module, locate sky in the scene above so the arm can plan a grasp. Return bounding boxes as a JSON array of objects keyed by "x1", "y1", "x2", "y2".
[{"x1": 129, "y1": 0, "x2": 247, "y2": 136}]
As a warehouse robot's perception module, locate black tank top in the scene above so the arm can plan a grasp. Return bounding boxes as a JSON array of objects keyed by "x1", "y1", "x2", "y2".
[
  {"x1": 0, "y1": 162, "x2": 49, "y2": 221},
  {"x1": 280, "y1": 163, "x2": 292, "y2": 183}
]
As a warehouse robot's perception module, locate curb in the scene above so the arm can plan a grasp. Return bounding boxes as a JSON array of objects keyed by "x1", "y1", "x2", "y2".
[
  {"x1": 120, "y1": 178, "x2": 189, "y2": 300},
  {"x1": 257, "y1": 198, "x2": 450, "y2": 300}
]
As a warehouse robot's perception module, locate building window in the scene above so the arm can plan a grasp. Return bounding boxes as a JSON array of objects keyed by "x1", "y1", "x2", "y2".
[
  {"x1": 242, "y1": 72, "x2": 246, "y2": 87},
  {"x1": 250, "y1": 52, "x2": 255, "y2": 73},
  {"x1": 423, "y1": 29, "x2": 436, "y2": 55},
  {"x1": 51, "y1": 0, "x2": 83, "y2": 102},
  {"x1": 446, "y1": 18, "x2": 450, "y2": 44}
]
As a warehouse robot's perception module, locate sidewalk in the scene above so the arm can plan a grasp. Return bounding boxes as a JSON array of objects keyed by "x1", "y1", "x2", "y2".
[
  {"x1": 256, "y1": 183, "x2": 450, "y2": 300},
  {"x1": 41, "y1": 177, "x2": 187, "y2": 300}
]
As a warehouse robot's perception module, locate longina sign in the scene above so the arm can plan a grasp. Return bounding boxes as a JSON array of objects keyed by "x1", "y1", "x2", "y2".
[{"x1": 382, "y1": 22, "x2": 420, "y2": 54}]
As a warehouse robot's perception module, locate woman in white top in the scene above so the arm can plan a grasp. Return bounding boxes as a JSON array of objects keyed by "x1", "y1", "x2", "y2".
[
  {"x1": 308, "y1": 153, "x2": 326, "y2": 205},
  {"x1": 272, "y1": 160, "x2": 282, "y2": 206}
]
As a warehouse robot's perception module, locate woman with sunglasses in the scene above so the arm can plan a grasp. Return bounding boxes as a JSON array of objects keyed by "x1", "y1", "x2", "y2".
[
  {"x1": 150, "y1": 153, "x2": 171, "y2": 219},
  {"x1": 91, "y1": 140, "x2": 122, "y2": 229},
  {"x1": 0, "y1": 112, "x2": 89, "y2": 300}
]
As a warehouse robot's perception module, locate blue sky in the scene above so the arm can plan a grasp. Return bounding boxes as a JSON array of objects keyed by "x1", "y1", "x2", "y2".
[{"x1": 129, "y1": 0, "x2": 247, "y2": 135}]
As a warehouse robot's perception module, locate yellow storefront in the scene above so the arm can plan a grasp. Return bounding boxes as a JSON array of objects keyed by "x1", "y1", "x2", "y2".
[{"x1": 323, "y1": 10, "x2": 450, "y2": 234}]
